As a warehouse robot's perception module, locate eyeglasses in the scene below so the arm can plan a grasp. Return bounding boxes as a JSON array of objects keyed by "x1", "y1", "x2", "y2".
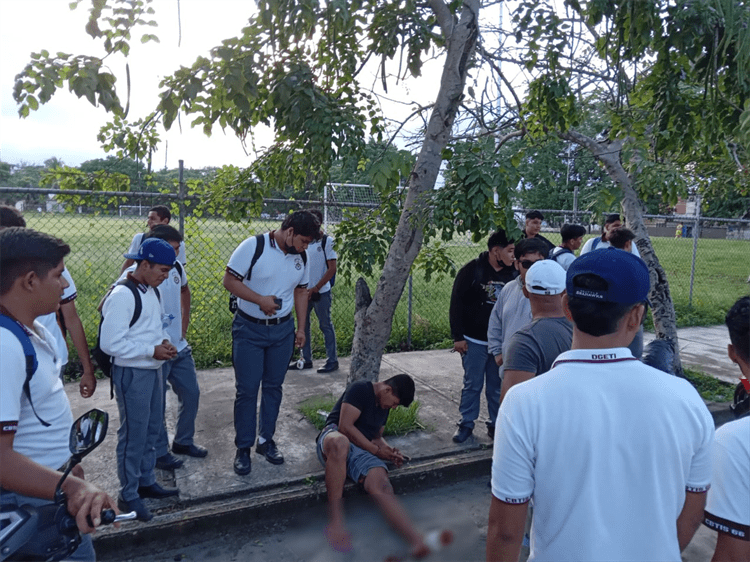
[{"x1": 518, "y1": 259, "x2": 541, "y2": 269}]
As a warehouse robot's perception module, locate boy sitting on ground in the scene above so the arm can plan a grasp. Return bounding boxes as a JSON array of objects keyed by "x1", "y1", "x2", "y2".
[{"x1": 317, "y1": 374, "x2": 439, "y2": 557}]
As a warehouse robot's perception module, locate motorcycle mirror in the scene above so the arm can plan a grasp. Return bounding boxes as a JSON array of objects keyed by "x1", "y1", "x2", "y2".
[{"x1": 69, "y1": 409, "x2": 108, "y2": 458}]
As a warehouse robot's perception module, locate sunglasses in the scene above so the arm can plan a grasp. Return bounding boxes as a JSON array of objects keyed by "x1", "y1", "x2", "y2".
[{"x1": 518, "y1": 259, "x2": 541, "y2": 269}]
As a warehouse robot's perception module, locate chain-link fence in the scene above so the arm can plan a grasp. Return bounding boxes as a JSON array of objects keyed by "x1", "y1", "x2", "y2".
[{"x1": 1, "y1": 187, "x2": 748, "y2": 378}]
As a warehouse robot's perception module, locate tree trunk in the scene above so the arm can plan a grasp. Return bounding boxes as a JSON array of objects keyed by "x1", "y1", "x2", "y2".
[
  {"x1": 348, "y1": 0, "x2": 480, "y2": 382},
  {"x1": 561, "y1": 130, "x2": 684, "y2": 376}
]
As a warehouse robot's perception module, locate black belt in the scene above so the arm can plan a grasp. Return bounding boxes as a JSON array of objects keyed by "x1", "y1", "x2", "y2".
[{"x1": 237, "y1": 308, "x2": 291, "y2": 326}]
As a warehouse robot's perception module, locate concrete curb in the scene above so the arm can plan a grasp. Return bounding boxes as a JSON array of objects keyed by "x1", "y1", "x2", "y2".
[
  {"x1": 93, "y1": 401, "x2": 740, "y2": 559},
  {"x1": 92, "y1": 447, "x2": 493, "y2": 559}
]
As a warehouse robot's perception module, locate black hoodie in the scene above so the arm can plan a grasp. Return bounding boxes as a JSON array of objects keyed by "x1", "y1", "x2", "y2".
[{"x1": 449, "y1": 251, "x2": 518, "y2": 342}]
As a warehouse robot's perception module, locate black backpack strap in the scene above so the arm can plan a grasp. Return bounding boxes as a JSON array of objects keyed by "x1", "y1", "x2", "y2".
[
  {"x1": 246, "y1": 233, "x2": 266, "y2": 280},
  {"x1": 321, "y1": 234, "x2": 328, "y2": 263},
  {"x1": 0, "y1": 314, "x2": 50, "y2": 427},
  {"x1": 102, "y1": 279, "x2": 146, "y2": 398},
  {"x1": 550, "y1": 247, "x2": 573, "y2": 262},
  {"x1": 117, "y1": 279, "x2": 144, "y2": 327}
]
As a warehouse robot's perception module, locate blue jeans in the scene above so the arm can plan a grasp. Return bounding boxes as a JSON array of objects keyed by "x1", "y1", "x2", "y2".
[
  {"x1": 457, "y1": 340, "x2": 501, "y2": 430},
  {"x1": 113, "y1": 365, "x2": 163, "y2": 501},
  {"x1": 232, "y1": 314, "x2": 295, "y2": 448},
  {"x1": 301, "y1": 291, "x2": 338, "y2": 364},
  {"x1": 155, "y1": 346, "x2": 200, "y2": 457},
  {"x1": 316, "y1": 424, "x2": 387, "y2": 483}
]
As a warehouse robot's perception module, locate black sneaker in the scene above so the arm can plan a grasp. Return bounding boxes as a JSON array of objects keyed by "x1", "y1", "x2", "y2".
[
  {"x1": 138, "y1": 483, "x2": 179, "y2": 499},
  {"x1": 234, "y1": 447, "x2": 252, "y2": 475},
  {"x1": 256, "y1": 439, "x2": 284, "y2": 465},
  {"x1": 172, "y1": 442, "x2": 208, "y2": 458},
  {"x1": 452, "y1": 425, "x2": 473, "y2": 443},
  {"x1": 155, "y1": 452, "x2": 184, "y2": 471},
  {"x1": 118, "y1": 495, "x2": 153, "y2": 522},
  {"x1": 317, "y1": 361, "x2": 339, "y2": 373}
]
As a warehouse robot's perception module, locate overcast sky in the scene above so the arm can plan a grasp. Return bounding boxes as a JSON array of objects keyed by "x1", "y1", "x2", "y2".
[
  {"x1": 0, "y1": 0, "x2": 280, "y2": 169},
  {"x1": 0, "y1": 0, "x2": 507, "y2": 171}
]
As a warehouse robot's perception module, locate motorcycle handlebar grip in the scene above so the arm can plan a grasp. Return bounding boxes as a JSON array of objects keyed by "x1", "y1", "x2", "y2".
[
  {"x1": 100, "y1": 509, "x2": 116, "y2": 525},
  {"x1": 86, "y1": 509, "x2": 116, "y2": 527}
]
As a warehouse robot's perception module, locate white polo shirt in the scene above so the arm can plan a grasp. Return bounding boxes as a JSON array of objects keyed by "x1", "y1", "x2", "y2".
[
  {"x1": 226, "y1": 232, "x2": 309, "y2": 319},
  {"x1": 580, "y1": 236, "x2": 641, "y2": 257},
  {"x1": 307, "y1": 234, "x2": 337, "y2": 294},
  {"x1": 549, "y1": 247, "x2": 577, "y2": 270},
  {"x1": 37, "y1": 267, "x2": 77, "y2": 368},
  {"x1": 120, "y1": 263, "x2": 188, "y2": 352},
  {"x1": 492, "y1": 347, "x2": 714, "y2": 561},
  {"x1": 0, "y1": 321, "x2": 72, "y2": 470},
  {"x1": 704, "y1": 416, "x2": 750, "y2": 540}
]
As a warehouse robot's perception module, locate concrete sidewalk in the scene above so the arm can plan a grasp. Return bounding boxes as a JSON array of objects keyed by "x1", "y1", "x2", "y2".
[
  {"x1": 643, "y1": 325, "x2": 738, "y2": 383},
  {"x1": 64, "y1": 325, "x2": 740, "y2": 556}
]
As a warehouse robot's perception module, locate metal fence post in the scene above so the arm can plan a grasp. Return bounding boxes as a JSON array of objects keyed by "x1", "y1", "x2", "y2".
[
  {"x1": 688, "y1": 195, "x2": 701, "y2": 307},
  {"x1": 178, "y1": 159, "x2": 185, "y2": 237}
]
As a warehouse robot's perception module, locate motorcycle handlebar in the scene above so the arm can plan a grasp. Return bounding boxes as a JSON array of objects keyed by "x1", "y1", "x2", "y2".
[{"x1": 85, "y1": 509, "x2": 136, "y2": 528}]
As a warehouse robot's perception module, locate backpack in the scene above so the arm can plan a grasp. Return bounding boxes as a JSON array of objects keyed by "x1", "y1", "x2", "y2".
[
  {"x1": 591, "y1": 237, "x2": 602, "y2": 251},
  {"x1": 321, "y1": 234, "x2": 336, "y2": 289},
  {"x1": 549, "y1": 246, "x2": 573, "y2": 263},
  {"x1": 228, "y1": 233, "x2": 308, "y2": 313},
  {"x1": 0, "y1": 314, "x2": 50, "y2": 427},
  {"x1": 228, "y1": 234, "x2": 265, "y2": 314},
  {"x1": 91, "y1": 278, "x2": 160, "y2": 398}
]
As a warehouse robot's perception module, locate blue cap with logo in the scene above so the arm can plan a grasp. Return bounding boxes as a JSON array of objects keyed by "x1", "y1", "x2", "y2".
[
  {"x1": 123, "y1": 237, "x2": 176, "y2": 266},
  {"x1": 566, "y1": 248, "x2": 650, "y2": 305}
]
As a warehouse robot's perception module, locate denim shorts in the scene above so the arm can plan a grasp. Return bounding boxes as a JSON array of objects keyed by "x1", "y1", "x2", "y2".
[{"x1": 316, "y1": 423, "x2": 388, "y2": 483}]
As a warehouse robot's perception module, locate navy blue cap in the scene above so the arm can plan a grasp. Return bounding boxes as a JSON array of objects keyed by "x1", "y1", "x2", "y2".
[
  {"x1": 123, "y1": 238, "x2": 176, "y2": 266},
  {"x1": 566, "y1": 248, "x2": 650, "y2": 305}
]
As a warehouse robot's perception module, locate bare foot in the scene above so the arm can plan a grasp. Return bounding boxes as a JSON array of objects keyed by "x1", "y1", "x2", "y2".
[
  {"x1": 325, "y1": 523, "x2": 353, "y2": 553},
  {"x1": 410, "y1": 529, "x2": 454, "y2": 559}
]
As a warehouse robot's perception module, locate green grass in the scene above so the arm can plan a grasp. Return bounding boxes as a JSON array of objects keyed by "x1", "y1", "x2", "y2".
[
  {"x1": 20, "y1": 212, "x2": 750, "y2": 372},
  {"x1": 683, "y1": 368, "x2": 735, "y2": 402},
  {"x1": 298, "y1": 394, "x2": 425, "y2": 436}
]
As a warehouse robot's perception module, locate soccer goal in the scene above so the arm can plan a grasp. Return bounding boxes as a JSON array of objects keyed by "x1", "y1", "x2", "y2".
[{"x1": 118, "y1": 204, "x2": 149, "y2": 217}]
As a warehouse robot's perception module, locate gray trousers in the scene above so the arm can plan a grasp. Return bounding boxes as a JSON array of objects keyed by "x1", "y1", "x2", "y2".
[
  {"x1": 113, "y1": 365, "x2": 163, "y2": 501},
  {"x1": 155, "y1": 346, "x2": 200, "y2": 457}
]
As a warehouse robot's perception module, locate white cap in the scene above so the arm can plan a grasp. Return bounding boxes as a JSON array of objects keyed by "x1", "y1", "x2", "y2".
[{"x1": 525, "y1": 260, "x2": 566, "y2": 295}]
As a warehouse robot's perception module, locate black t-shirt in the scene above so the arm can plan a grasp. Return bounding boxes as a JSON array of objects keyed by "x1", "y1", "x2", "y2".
[
  {"x1": 325, "y1": 381, "x2": 389, "y2": 442},
  {"x1": 522, "y1": 231, "x2": 556, "y2": 255},
  {"x1": 449, "y1": 251, "x2": 518, "y2": 342}
]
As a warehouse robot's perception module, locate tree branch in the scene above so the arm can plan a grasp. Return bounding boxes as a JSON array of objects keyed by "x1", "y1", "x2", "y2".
[{"x1": 427, "y1": 0, "x2": 453, "y2": 42}]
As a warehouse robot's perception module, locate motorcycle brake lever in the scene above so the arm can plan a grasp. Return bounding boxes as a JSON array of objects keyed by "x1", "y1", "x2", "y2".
[
  {"x1": 86, "y1": 510, "x2": 137, "y2": 527},
  {"x1": 113, "y1": 511, "x2": 138, "y2": 523}
]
